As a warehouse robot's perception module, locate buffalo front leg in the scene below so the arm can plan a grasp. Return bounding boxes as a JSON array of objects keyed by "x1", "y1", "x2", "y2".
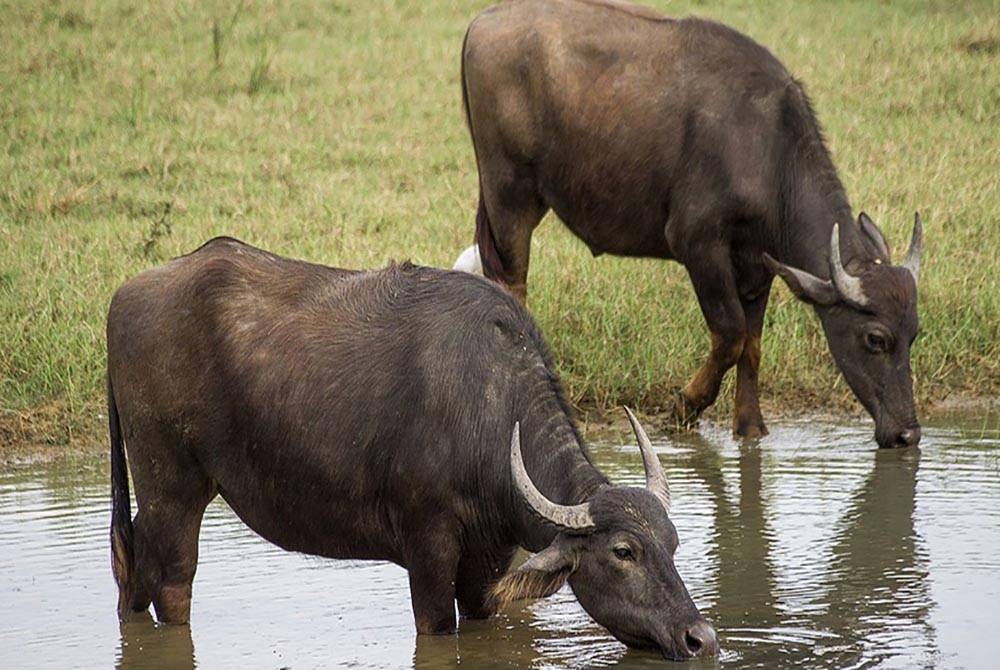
[
  {"x1": 406, "y1": 525, "x2": 461, "y2": 635},
  {"x1": 455, "y1": 546, "x2": 517, "y2": 620},
  {"x1": 733, "y1": 282, "x2": 772, "y2": 438},
  {"x1": 671, "y1": 252, "x2": 747, "y2": 428}
]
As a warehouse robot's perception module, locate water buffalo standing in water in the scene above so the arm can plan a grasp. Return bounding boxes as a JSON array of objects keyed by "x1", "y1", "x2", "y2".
[
  {"x1": 108, "y1": 238, "x2": 717, "y2": 660},
  {"x1": 456, "y1": 0, "x2": 922, "y2": 448}
]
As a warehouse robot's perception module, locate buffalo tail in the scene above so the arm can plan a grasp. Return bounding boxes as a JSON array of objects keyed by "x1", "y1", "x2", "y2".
[{"x1": 108, "y1": 375, "x2": 135, "y2": 621}]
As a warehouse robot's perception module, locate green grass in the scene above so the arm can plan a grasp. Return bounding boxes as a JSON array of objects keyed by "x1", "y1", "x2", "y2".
[{"x1": 1, "y1": 0, "x2": 998, "y2": 445}]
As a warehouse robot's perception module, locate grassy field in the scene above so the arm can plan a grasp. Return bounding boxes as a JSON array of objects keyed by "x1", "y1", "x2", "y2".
[{"x1": 1, "y1": 0, "x2": 998, "y2": 448}]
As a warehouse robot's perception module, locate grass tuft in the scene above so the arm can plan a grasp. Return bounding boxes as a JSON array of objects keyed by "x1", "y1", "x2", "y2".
[
  {"x1": 246, "y1": 43, "x2": 275, "y2": 96},
  {"x1": 114, "y1": 79, "x2": 147, "y2": 131},
  {"x1": 138, "y1": 202, "x2": 174, "y2": 260},
  {"x1": 964, "y1": 36, "x2": 1000, "y2": 56},
  {"x1": 212, "y1": 3, "x2": 246, "y2": 70}
]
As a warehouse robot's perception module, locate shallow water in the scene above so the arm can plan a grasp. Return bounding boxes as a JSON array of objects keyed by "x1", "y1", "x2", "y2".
[{"x1": 2, "y1": 416, "x2": 999, "y2": 669}]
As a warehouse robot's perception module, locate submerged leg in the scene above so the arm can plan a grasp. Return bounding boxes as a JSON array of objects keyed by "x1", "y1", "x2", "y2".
[
  {"x1": 406, "y1": 524, "x2": 461, "y2": 634},
  {"x1": 126, "y1": 428, "x2": 216, "y2": 624},
  {"x1": 455, "y1": 547, "x2": 517, "y2": 619},
  {"x1": 134, "y1": 499, "x2": 212, "y2": 624}
]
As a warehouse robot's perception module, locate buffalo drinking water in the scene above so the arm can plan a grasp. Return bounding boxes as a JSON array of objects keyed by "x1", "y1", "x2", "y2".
[
  {"x1": 107, "y1": 238, "x2": 717, "y2": 660},
  {"x1": 456, "y1": 0, "x2": 922, "y2": 448}
]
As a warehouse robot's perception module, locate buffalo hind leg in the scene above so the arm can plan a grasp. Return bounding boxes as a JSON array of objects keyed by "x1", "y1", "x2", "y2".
[
  {"x1": 132, "y1": 492, "x2": 214, "y2": 624},
  {"x1": 478, "y1": 162, "x2": 547, "y2": 304},
  {"x1": 733, "y1": 282, "x2": 772, "y2": 438},
  {"x1": 671, "y1": 249, "x2": 747, "y2": 428},
  {"x1": 456, "y1": 546, "x2": 517, "y2": 619},
  {"x1": 126, "y1": 426, "x2": 216, "y2": 624}
]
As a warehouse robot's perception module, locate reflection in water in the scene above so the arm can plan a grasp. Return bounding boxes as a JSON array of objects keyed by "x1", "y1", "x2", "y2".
[
  {"x1": 684, "y1": 437, "x2": 783, "y2": 660},
  {"x1": 678, "y1": 429, "x2": 934, "y2": 668},
  {"x1": 410, "y1": 590, "x2": 637, "y2": 668},
  {"x1": 1, "y1": 418, "x2": 997, "y2": 669},
  {"x1": 677, "y1": 430, "x2": 934, "y2": 667},
  {"x1": 692, "y1": 438, "x2": 781, "y2": 627},
  {"x1": 117, "y1": 612, "x2": 195, "y2": 670},
  {"x1": 813, "y1": 447, "x2": 934, "y2": 668}
]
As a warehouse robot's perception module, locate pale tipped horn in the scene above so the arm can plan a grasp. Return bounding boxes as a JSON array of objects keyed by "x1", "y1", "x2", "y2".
[
  {"x1": 829, "y1": 224, "x2": 870, "y2": 308},
  {"x1": 624, "y1": 407, "x2": 671, "y2": 513},
  {"x1": 902, "y1": 212, "x2": 922, "y2": 286},
  {"x1": 510, "y1": 423, "x2": 595, "y2": 533}
]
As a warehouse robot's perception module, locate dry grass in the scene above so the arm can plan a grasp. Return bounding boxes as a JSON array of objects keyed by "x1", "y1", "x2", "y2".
[{"x1": 1, "y1": 0, "x2": 998, "y2": 449}]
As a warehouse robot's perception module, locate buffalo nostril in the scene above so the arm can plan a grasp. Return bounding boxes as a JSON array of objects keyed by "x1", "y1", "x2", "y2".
[
  {"x1": 684, "y1": 630, "x2": 702, "y2": 654},
  {"x1": 682, "y1": 620, "x2": 718, "y2": 657}
]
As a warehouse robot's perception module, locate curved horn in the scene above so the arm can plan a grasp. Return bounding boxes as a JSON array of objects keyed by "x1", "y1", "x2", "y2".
[
  {"x1": 902, "y1": 212, "x2": 922, "y2": 286},
  {"x1": 510, "y1": 423, "x2": 595, "y2": 533},
  {"x1": 829, "y1": 224, "x2": 870, "y2": 308},
  {"x1": 624, "y1": 407, "x2": 671, "y2": 514}
]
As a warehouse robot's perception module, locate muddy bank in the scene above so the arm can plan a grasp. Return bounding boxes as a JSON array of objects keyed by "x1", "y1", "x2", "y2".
[{"x1": 4, "y1": 393, "x2": 997, "y2": 466}]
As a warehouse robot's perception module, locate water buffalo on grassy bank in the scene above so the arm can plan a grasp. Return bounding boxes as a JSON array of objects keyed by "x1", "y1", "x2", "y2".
[
  {"x1": 107, "y1": 237, "x2": 717, "y2": 660},
  {"x1": 456, "y1": 0, "x2": 922, "y2": 448}
]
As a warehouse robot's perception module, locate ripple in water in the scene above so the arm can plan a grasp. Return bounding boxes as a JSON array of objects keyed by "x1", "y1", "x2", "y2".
[{"x1": 1, "y1": 415, "x2": 998, "y2": 668}]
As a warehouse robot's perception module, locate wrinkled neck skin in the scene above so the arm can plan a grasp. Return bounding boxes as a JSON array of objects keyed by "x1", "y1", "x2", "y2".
[
  {"x1": 778, "y1": 172, "x2": 882, "y2": 305},
  {"x1": 777, "y1": 173, "x2": 872, "y2": 279},
  {"x1": 511, "y1": 382, "x2": 608, "y2": 552}
]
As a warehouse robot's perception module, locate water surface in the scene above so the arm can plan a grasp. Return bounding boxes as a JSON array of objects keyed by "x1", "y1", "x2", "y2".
[{"x1": 2, "y1": 416, "x2": 998, "y2": 668}]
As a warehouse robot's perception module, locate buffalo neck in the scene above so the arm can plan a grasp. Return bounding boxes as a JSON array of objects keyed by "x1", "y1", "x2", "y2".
[
  {"x1": 509, "y1": 371, "x2": 608, "y2": 552},
  {"x1": 779, "y1": 168, "x2": 881, "y2": 365},
  {"x1": 777, "y1": 167, "x2": 874, "y2": 281}
]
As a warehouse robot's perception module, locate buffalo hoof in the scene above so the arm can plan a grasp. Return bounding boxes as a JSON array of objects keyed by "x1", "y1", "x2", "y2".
[
  {"x1": 414, "y1": 614, "x2": 458, "y2": 636},
  {"x1": 416, "y1": 623, "x2": 458, "y2": 636},
  {"x1": 665, "y1": 389, "x2": 701, "y2": 430},
  {"x1": 733, "y1": 418, "x2": 769, "y2": 440}
]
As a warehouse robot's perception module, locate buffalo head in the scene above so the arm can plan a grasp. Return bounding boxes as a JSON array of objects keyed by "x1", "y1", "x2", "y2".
[
  {"x1": 494, "y1": 409, "x2": 718, "y2": 660},
  {"x1": 764, "y1": 213, "x2": 922, "y2": 448}
]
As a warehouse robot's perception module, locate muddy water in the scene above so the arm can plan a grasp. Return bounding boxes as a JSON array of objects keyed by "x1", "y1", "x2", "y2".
[{"x1": 2, "y1": 416, "x2": 999, "y2": 669}]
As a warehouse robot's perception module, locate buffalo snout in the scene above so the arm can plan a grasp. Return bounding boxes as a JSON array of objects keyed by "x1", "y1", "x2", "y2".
[
  {"x1": 680, "y1": 619, "x2": 718, "y2": 658},
  {"x1": 877, "y1": 423, "x2": 921, "y2": 449},
  {"x1": 656, "y1": 618, "x2": 718, "y2": 660},
  {"x1": 893, "y1": 426, "x2": 921, "y2": 448}
]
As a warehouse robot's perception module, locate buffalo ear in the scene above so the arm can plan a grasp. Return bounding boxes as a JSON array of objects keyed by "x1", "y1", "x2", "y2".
[
  {"x1": 858, "y1": 212, "x2": 891, "y2": 262},
  {"x1": 763, "y1": 253, "x2": 838, "y2": 306},
  {"x1": 490, "y1": 540, "x2": 577, "y2": 608}
]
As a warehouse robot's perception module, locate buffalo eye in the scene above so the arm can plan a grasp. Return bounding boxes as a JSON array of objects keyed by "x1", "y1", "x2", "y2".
[
  {"x1": 865, "y1": 331, "x2": 889, "y2": 353},
  {"x1": 612, "y1": 544, "x2": 635, "y2": 562}
]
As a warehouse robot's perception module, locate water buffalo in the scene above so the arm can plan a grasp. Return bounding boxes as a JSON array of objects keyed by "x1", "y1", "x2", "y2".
[
  {"x1": 455, "y1": 0, "x2": 922, "y2": 448},
  {"x1": 108, "y1": 237, "x2": 717, "y2": 660}
]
